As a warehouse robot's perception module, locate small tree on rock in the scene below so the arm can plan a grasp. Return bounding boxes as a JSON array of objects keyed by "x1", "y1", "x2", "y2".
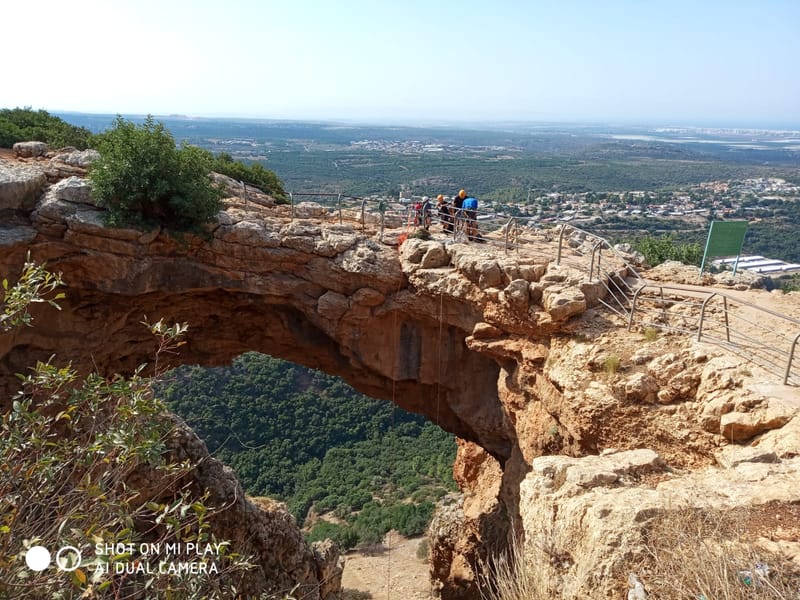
[{"x1": 90, "y1": 116, "x2": 222, "y2": 230}]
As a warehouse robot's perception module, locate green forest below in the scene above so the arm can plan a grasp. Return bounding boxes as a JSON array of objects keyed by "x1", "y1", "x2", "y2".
[{"x1": 160, "y1": 353, "x2": 457, "y2": 549}]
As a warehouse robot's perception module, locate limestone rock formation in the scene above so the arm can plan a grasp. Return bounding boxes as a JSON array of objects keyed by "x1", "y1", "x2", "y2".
[
  {"x1": 12, "y1": 140, "x2": 48, "y2": 158},
  {"x1": 1, "y1": 152, "x2": 798, "y2": 598},
  {"x1": 167, "y1": 416, "x2": 342, "y2": 597}
]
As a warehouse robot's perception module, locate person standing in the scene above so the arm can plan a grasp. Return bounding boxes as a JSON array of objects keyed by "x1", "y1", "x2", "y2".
[
  {"x1": 462, "y1": 195, "x2": 479, "y2": 240},
  {"x1": 453, "y1": 189, "x2": 467, "y2": 235},
  {"x1": 437, "y1": 194, "x2": 452, "y2": 232}
]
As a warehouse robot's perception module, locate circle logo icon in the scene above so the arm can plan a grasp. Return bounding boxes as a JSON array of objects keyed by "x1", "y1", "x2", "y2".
[
  {"x1": 55, "y1": 546, "x2": 82, "y2": 572},
  {"x1": 25, "y1": 546, "x2": 51, "y2": 571}
]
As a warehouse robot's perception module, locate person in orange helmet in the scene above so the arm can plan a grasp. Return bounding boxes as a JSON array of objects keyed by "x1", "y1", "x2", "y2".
[
  {"x1": 452, "y1": 189, "x2": 467, "y2": 237},
  {"x1": 437, "y1": 194, "x2": 453, "y2": 232}
]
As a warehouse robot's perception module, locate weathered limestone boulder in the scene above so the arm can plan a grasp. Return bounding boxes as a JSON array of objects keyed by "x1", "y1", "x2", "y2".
[
  {"x1": 542, "y1": 285, "x2": 587, "y2": 321},
  {"x1": 50, "y1": 175, "x2": 94, "y2": 204},
  {"x1": 294, "y1": 201, "x2": 328, "y2": 218},
  {"x1": 0, "y1": 161, "x2": 47, "y2": 210},
  {"x1": 13, "y1": 140, "x2": 48, "y2": 157},
  {"x1": 52, "y1": 148, "x2": 100, "y2": 168},
  {"x1": 311, "y1": 540, "x2": 344, "y2": 600},
  {"x1": 448, "y1": 244, "x2": 504, "y2": 289},
  {"x1": 317, "y1": 290, "x2": 349, "y2": 321},
  {"x1": 719, "y1": 399, "x2": 796, "y2": 441},
  {"x1": 400, "y1": 238, "x2": 451, "y2": 271},
  {"x1": 716, "y1": 445, "x2": 779, "y2": 468},
  {"x1": 622, "y1": 371, "x2": 659, "y2": 403},
  {"x1": 519, "y1": 449, "x2": 800, "y2": 599},
  {"x1": 503, "y1": 279, "x2": 530, "y2": 313},
  {"x1": 613, "y1": 243, "x2": 645, "y2": 267}
]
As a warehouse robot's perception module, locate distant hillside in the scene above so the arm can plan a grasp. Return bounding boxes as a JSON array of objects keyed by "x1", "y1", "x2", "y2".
[{"x1": 160, "y1": 353, "x2": 457, "y2": 547}]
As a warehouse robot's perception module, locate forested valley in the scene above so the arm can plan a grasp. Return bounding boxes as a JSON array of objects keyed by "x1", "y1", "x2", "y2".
[{"x1": 160, "y1": 354, "x2": 457, "y2": 548}]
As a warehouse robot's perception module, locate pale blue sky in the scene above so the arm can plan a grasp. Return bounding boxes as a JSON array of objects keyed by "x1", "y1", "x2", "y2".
[{"x1": 4, "y1": 0, "x2": 799, "y2": 126}]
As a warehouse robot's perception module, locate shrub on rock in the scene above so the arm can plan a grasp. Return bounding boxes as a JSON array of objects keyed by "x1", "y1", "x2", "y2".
[{"x1": 89, "y1": 116, "x2": 222, "y2": 230}]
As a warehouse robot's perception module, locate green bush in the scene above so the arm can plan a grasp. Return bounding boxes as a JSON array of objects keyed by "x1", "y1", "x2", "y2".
[
  {"x1": 307, "y1": 522, "x2": 359, "y2": 550},
  {"x1": 212, "y1": 152, "x2": 287, "y2": 202},
  {"x1": 0, "y1": 107, "x2": 93, "y2": 149},
  {"x1": 90, "y1": 116, "x2": 222, "y2": 230},
  {"x1": 0, "y1": 264, "x2": 251, "y2": 599},
  {"x1": 633, "y1": 233, "x2": 702, "y2": 267}
]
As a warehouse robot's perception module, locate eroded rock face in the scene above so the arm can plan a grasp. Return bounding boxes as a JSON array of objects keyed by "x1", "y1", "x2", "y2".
[
  {"x1": 0, "y1": 161, "x2": 47, "y2": 210},
  {"x1": 1, "y1": 156, "x2": 798, "y2": 599},
  {"x1": 167, "y1": 417, "x2": 342, "y2": 597}
]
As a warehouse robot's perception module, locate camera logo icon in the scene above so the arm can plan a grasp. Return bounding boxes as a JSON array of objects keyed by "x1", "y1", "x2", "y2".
[{"x1": 25, "y1": 545, "x2": 82, "y2": 572}]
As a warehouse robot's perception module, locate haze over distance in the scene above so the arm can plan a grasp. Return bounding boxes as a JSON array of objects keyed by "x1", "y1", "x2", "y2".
[{"x1": 4, "y1": 0, "x2": 799, "y2": 129}]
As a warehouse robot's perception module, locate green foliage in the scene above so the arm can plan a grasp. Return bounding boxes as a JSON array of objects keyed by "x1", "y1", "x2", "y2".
[
  {"x1": 602, "y1": 354, "x2": 621, "y2": 376},
  {"x1": 212, "y1": 151, "x2": 287, "y2": 202},
  {"x1": 0, "y1": 107, "x2": 93, "y2": 149},
  {"x1": 89, "y1": 116, "x2": 222, "y2": 230},
  {"x1": 0, "y1": 274, "x2": 251, "y2": 599},
  {"x1": 1, "y1": 255, "x2": 64, "y2": 331},
  {"x1": 307, "y1": 502, "x2": 435, "y2": 550},
  {"x1": 632, "y1": 233, "x2": 702, "y2": 267},
  {"x1": 777, "y1": 274, "x2": 800, "y2": 293},
  {"x1": 644, "y1": 327, "x2": 659, "y2": 342},
  {"x1": 161, "y1": 353, "x2": 457, "y2": 547}
]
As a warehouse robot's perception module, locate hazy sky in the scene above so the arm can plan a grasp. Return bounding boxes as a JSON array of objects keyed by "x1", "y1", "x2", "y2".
[{"x1": 4, "y1": 0, "x2": 799, "y2": 126}]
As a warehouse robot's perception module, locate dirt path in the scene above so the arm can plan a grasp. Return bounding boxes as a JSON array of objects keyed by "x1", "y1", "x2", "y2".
[{"x1": 341, "y1": 532, "x2": 433, "y2": 599}]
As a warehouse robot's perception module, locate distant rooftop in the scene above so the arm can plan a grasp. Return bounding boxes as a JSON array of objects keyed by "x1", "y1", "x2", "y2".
[{"x1": 713, "y1": 255, "x2": 800, "y2": 275}]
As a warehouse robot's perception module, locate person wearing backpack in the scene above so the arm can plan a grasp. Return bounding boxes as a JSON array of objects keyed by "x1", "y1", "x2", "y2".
[{"x1": 462, "y1": 195, "x2": 479, "y2": 240}]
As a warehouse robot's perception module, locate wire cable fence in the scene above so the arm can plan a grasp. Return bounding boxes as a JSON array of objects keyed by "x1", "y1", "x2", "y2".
[
  {"x1": 285, "y1": 193, "x2": 644, "y2": 284},
  {"x1": 281, "y1": 191, "x2": 798, "y2": 384},
  {"x1": 628, "y1": 284, "x2": 800, "y2": 385}
]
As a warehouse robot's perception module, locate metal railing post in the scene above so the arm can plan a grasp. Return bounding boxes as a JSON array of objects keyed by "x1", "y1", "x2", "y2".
[
  {"x1": 290, "y1": 192, "x2": 295, "y2": 220},
  {"x1": 589, "y1": 240, "x2": 605, "y2": 281},
  {"x1": 504, "y1": 218, "x2": 514, "y2": 254},
  {"x1": 785, "y1": 332, "x2": 800, "y2": 385},
  {"x1": 627, "y1": 284, "x2": 648, "y2": 331},
  {"x1": 360, "y1": 199, "x2": 367, "y2": 231},
  {"x1": 337, "y1": 193, "x2": 343, "y2": 225},
  {"x1": 697, "y1": 293, "x2": 718, "y2": 341},
  {"x1": 723, "y1": 296, "x2": 731, "y2": 343},
  {"x1": 556, "y1": 223, "x2": 567, "y2": 265}
]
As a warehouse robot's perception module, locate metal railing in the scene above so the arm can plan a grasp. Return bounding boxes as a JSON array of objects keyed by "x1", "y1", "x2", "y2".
[
  {"x1": 258, "y1": 192, "x2": 799, "y2": 384},
  {"x1": 282, "y1": 194, "x2": 646, "y2": 315},
  {"x1": 628, "y1": 284, "x2": 800, "y2": 385}
]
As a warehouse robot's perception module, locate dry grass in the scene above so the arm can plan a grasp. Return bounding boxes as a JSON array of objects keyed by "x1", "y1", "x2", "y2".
[
  {"x1": 603, "y1": 353, "x2": 621, "y2": 377},
  {"x1": 479, "y1": 506, "x2": 800, "y2": 600},
  {"x1": 479, "y1": 534, "x2": 552, "y2": 600},
  {"x1": 640, "y1": 507, "x2": 800, "y2": 599}
]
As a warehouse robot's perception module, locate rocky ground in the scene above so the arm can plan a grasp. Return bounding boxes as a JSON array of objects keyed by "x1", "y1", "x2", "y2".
[{"x1": 341, "y1": 532, "x2": 432, "y2": 600}]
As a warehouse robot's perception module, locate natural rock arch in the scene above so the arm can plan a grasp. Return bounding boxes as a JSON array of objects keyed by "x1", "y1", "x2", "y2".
[{"x1": 4, "y1": 164, "x2": 799, "y2": 599}]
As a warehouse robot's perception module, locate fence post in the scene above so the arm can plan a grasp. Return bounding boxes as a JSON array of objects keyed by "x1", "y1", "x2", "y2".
[
  {"x1": 697, "y1": 293, "x2": 718, "y2": 341},
  {"x1": 338, "y1": 193, "x2": 343, "y2": 225},
  {"x1": 290, "y1": 192, "x2": 295, "y2": 220},
  {"x1": 589, "y1": 240, "x2": 605, "y2": 281},
  {"x1": 557, "y1": 223, "x2": 567, "y2": 266},
  {"x1": 504, "y1": 218, "x2": 514, "y2": 254},
  {"x1": 240, "y1": 180, "x2": 248, "y2": 209},
  {"x1": 785, "y1": 332, "x2": 800, "y2": 385},
  {"x1": 723, "y1": 296, "x2": 731, "y2": 343},
  {"x1": 627, "y1": 284, "x2": 648, "y2": 331},
  {"x1": 360, "y1": 199, "x2": 367, "y2": 231},
  {"x1": 378, "y1": 199, "x2": 387, "y2": 241}
]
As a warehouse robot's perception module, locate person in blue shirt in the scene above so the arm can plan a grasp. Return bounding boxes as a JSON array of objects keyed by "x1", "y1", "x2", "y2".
[{"x1": 461, "y1": 195, "x2": 479, "y2": 240}]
